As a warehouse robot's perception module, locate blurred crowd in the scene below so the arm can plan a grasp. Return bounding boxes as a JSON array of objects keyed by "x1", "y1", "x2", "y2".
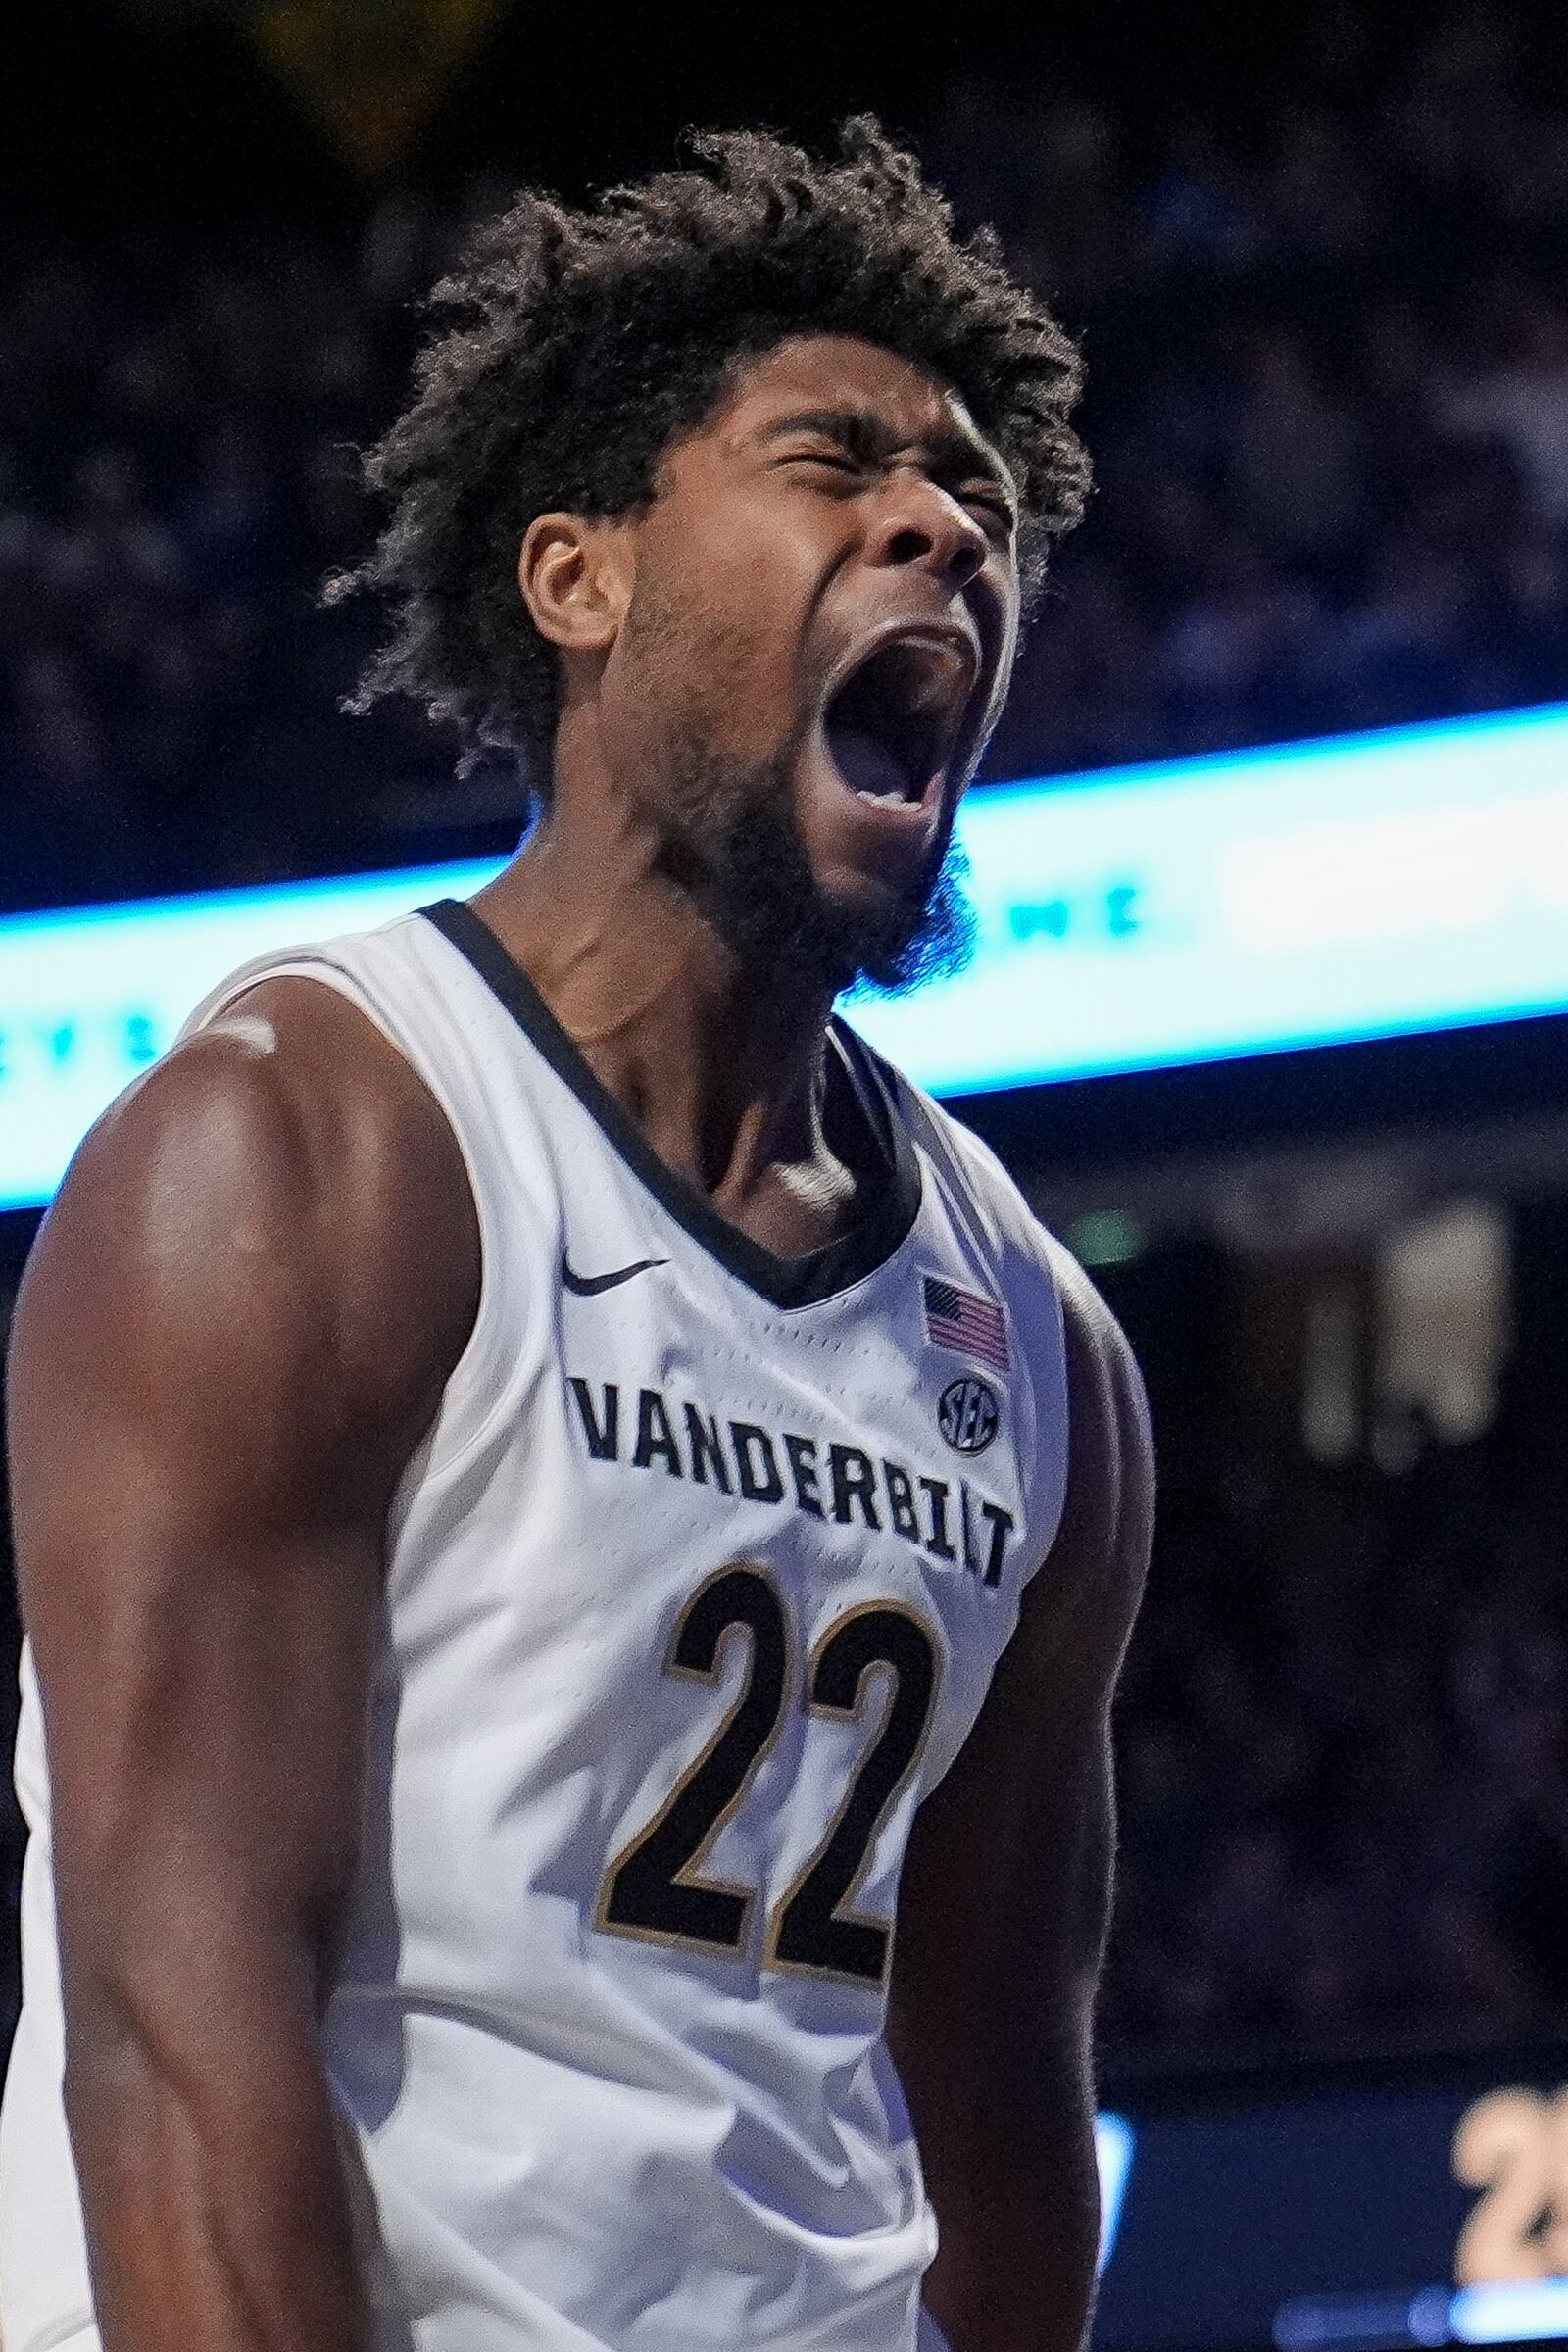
[
  {"x1": 1104, "y1": 1391, "x2": 1568, "y2": 2065},
  {"x1": 5, "y1": 0, "x2": 1568, "y2": 912},
  {"x1": 946, "y1": 0, "x2": 1568, "y2": 783},
  {"x1": 2, "y1": 196, "x2": 469, "y2": 909}
]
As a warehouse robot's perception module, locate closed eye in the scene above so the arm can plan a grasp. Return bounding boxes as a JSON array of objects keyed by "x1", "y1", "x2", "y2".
[
  {"x1": 791, "y1": 454, "x2": 1010, "y2": 507},
  {"x1": 780, "y1": 448, "x2": 861, "y2": 477},
  {"x1": 778, "y1": 444, "x2": 1016, "y2": 543},
  {"x1": 964, "y1": 494, "x2": 1017, "y2": 541},
  {"x1": 945, "y1": 475, "x2": 1016, "y2": 533}
]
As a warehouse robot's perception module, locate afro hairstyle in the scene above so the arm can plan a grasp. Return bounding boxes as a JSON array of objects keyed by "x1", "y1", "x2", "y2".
[{"x1": 331, "y1": 116, "x2": 1089, "y2": 786}]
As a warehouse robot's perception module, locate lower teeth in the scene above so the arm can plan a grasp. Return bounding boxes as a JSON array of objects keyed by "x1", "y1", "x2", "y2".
[{"x1": 826, "y1": 721, "x2": 915, "y2": 804}]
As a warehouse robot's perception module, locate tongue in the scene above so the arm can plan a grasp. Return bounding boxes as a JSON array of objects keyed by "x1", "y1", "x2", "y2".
[{"x1": 827, "y1": 722, "x2": 913, "y2": 804}]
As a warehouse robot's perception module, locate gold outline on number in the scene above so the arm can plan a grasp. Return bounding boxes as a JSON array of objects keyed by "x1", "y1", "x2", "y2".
[
  {"x1": 762, "y1": 1598, "x2": 942, "y2": 1989},
  {"x1": 594, "y1": 1558, "x2": 792, "y2": 1958}
]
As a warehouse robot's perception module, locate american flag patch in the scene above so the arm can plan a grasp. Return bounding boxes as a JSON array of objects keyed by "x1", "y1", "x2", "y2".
[{"x1": 922, "y1": 1274, "x2": 1010, "y2": 1373}]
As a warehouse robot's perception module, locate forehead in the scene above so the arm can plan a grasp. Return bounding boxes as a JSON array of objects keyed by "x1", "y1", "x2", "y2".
[{"x1": 703, "y1": 333, "x2": 1006, "y2": 474}]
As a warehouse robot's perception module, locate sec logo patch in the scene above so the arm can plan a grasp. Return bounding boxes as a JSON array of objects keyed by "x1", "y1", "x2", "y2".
[{"x1": 938, "y1": 1375, "x2": 1000, "y2": 1455}]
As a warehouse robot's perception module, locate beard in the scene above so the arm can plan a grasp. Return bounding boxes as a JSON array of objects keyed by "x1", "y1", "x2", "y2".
[
  {"x1": 652, "y1": 731, "x2": 976, "y2": 1000},
  {"x1": 612, "y1": 569, "x2": 978, "y2": 997}
]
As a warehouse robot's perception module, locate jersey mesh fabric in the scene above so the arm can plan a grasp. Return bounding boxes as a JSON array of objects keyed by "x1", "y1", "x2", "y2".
[{"x1": 0, "y1": 909, "x2": 1070, "y2": 2352}]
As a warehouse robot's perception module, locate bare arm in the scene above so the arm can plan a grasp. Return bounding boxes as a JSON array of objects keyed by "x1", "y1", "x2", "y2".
[
  {"x1": 6, "y1": 980, "x2": 479, "y2": 2352},
  {"x1": 887, "y1": 1256, "x2": 1153, "y2": 2352}
]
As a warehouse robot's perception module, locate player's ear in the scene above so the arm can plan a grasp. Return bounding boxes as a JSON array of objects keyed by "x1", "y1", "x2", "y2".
[{"x1": 518, "y1": 514, "x2": 635, "y2": 654}]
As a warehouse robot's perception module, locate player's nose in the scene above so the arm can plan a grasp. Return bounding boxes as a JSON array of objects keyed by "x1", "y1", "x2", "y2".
[{"x1": 862, "y1": 473, "x2": 988, "y2": 593}]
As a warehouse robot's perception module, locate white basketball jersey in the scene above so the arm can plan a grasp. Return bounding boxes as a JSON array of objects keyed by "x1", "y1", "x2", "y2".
[{"x1": 1, "y1": 900, "x2": 1071, "y2": 2352}]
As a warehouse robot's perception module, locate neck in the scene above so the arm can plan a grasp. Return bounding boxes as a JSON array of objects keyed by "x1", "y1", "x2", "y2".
[{"x1": 472, "y1": 797, "x2": 842, "y2": 1224}]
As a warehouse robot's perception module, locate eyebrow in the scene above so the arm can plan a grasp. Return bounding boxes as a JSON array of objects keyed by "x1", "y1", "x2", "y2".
[{"x1": 757, "y1": 405, "x2": 1018, "y2": 510}]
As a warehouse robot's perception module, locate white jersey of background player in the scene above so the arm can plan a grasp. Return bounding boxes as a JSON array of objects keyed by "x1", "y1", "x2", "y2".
[{"x1": 1, "y1": 121, "x2": 1152, "y2": 2352}]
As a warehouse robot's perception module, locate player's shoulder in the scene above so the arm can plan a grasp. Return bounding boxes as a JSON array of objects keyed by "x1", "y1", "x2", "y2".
[
  {"x1": 1050, "y1": 1240, "x2": 1148, "y2": 1448},
  {"x1": 78, "y1": 970, "x2": 458, "y2": 1231},
  {"x1": 24, "y1": 969, "x2": 478, "y2": 1394}
]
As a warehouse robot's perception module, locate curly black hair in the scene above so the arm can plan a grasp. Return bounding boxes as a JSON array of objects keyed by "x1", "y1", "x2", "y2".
[{"x1": 332, "y1": 116, "x2": 1089, "y2": 784}]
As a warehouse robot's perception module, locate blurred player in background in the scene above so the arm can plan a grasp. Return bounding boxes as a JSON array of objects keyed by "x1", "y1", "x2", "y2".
[{"x1": 1, "y1": 121, "x2": 1152, "y2": 2352}]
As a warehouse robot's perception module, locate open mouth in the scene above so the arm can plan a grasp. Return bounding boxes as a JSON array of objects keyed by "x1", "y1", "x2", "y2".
[{"x1": 820, "y1": 634, "x2": 974, "y2": 810}]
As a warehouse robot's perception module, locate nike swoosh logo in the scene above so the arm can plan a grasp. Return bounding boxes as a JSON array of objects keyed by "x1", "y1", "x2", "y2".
[{"x1": 561, "y1": 1252, "x2": 669, "y2": 1297}]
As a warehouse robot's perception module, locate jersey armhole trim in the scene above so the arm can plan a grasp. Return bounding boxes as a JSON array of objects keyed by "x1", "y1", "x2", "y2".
[{"x1": 1017, "y1": 1227, "x2": 1075, "y2": 1592}]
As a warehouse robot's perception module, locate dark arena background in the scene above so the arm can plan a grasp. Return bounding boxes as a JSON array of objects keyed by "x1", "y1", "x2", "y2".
[{"x1": 8, "y1": 3, "x2": 1568, "y2": 2346}]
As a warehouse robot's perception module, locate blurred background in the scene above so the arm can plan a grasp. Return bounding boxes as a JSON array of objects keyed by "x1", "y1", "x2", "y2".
[{"x1": 7, "y1": 3, "x2": 1568, "y2": 2345}]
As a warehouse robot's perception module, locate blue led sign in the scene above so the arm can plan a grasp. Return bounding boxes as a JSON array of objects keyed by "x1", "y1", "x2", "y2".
[{"x1": 5, "y1": 702, "x2": 1568, "y2": 1213}]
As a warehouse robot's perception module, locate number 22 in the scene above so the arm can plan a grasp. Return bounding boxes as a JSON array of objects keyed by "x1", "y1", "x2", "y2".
[{"x1": 596, "y1": 1562, "x2": 940, "y2": 1987}]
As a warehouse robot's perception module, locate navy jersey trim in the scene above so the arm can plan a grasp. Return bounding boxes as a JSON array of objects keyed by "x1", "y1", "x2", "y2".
[{"x1": 419, "y1": 898, "x2": 923, "y2": 1311}]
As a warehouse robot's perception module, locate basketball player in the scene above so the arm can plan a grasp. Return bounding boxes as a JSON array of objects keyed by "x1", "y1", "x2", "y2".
[{"x1": 1, "y1": 122, "x2": 1152, "y2": 2352}]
